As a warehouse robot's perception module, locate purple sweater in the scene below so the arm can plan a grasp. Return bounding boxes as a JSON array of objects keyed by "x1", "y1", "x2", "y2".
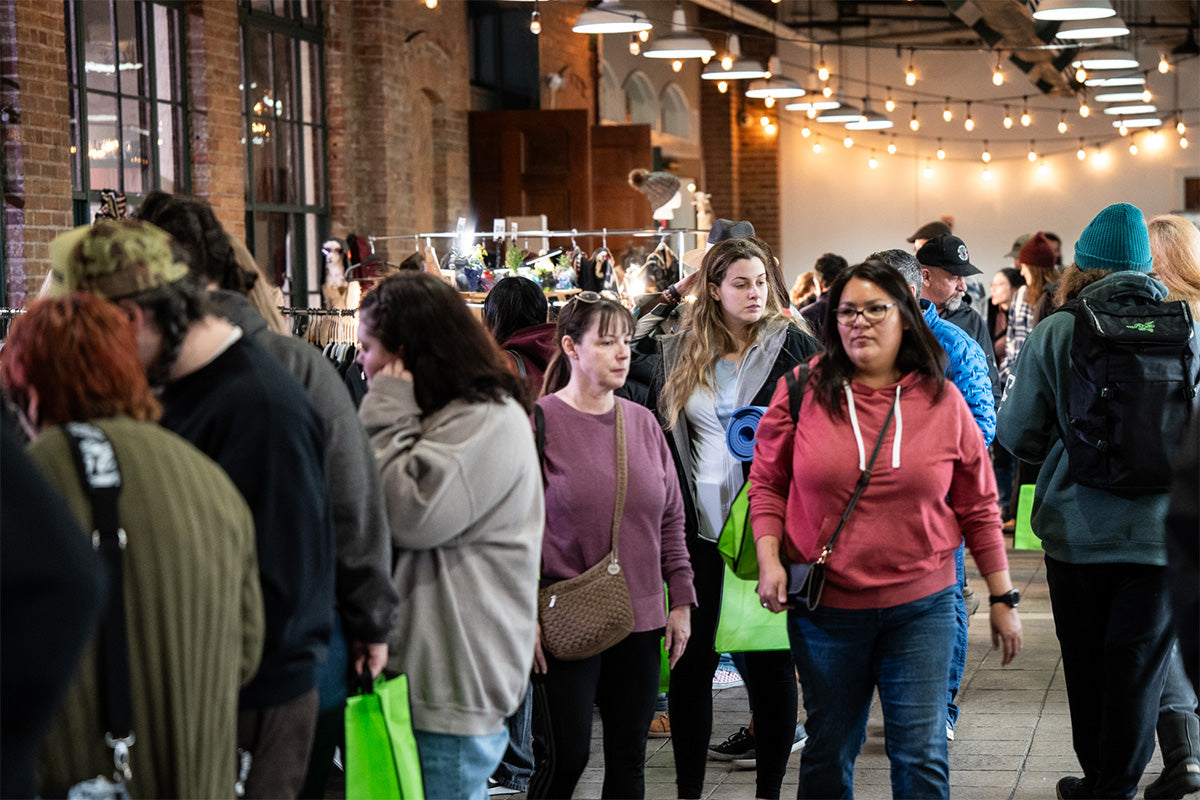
[{"x1": 536, "y1": 395, "x2": 696, "y2": 631}]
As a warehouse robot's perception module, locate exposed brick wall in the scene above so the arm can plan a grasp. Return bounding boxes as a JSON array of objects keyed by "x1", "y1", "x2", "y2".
[
  {"x1": 538, "y1": 3, "x2": 595, "y2": 123},
  {"x1": 738, "y1": 117, "x2": 780, "y2": 252},
  {"x1": 186, "y1": 1, "x2": 245, "y2": 239},
  {"x1": 700, "y1": 81, "x2": 738, "y2": 222},
  {"x1": 3, "y1": 0, "x2": 73, "y2": 306}
]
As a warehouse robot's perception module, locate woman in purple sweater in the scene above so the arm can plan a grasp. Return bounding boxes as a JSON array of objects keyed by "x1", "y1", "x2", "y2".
[{"x1": 528, "y1": 294, "x2": 695, "y2": 800}]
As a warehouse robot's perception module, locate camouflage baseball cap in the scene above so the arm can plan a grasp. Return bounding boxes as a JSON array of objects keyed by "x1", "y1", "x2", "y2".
[{"x1": 47, "y1": 219, "x2": 189, "y2": 300}]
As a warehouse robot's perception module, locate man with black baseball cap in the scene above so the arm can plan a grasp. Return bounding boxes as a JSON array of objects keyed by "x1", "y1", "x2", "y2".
[{"x1": 917, "y1": 233, "x2": 1001, "y2": 403}]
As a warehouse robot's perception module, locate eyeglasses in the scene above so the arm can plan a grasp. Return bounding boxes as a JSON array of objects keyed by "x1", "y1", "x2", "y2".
[{"x1": 835, "y1": 302, "x2": 896, "y2": 325}]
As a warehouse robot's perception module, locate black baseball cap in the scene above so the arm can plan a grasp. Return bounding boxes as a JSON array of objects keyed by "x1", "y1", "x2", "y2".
[{"x1": 915, "y1": 234, "x2": 981, "y2": 277}]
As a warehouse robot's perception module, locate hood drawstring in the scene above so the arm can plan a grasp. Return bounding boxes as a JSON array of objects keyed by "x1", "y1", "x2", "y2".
[{"x1": 843, "y1": 381, "x2": 903, "y2": 472}]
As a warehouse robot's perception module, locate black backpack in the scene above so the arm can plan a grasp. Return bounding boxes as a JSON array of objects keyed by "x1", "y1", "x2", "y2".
[{"x1": 1059, "y1": 289, "x2": 1200, "y2": 494}]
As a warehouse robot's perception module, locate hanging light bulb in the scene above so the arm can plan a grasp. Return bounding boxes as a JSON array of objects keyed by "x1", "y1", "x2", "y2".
[
  {"x1": 1076, "y1": 66, "x2": 1088, "y2": 82},
  {"x1": 764, "y1": 96, "x2": 776, "y2": 108},
  {"x1": 801, "y1": 125, "x2": 812, "y2": 138},
  {"x1": 1079, "y1": 98, "x2": 1091, "y2": 117},
  {"x1": 424, "y1": 0, "x2": 438, "y2": 9},
  {"x1": 1028, "y1": 141, "x2": 1037, "y2": 162},
  {"x1": 869, "y1": 151, "x2": 879, "y2": 169},
  {"x1": 673, "y1": 59, "x2": 684, "y2": 72},
  {"x1": 943, "y1": 98, "x2": 953, "y2": 122},
  {"x1": 639, "y1": 28, "x2": 650, "y2": 42},
  {"x1": 813, "y1": 140, "x2": 823, "y2": 153},
  {"x1": 717, "y1": 80, "x2": 727, "y2": 93},
  {"x1": 1118, "y1": 120, "x2": 1128, "y2": 135},
  {"x1": 910, "y1": 102, "x2": 920, "y2": 131},
  {"x1": 923, "y1": 159, "x2": 932, "y2": 178},
  {"x1": 1003, "y1": 106, "x2": 1014, "y2": 129},
  {"x1": 905, "y1": 50, "x2": 917, "y2": 86},
  {"x1": 530, "y1": 7, "x2": 541, "y2": 35},
  {"x1": 722, "y1": 52, "x2": 734, "y2": 70},
  {"x1": 1142, "y1": 88, "x2": 1152, "y2": 103},
  {"x1": 844, "y1": 135, "x2": 854, "y2": 148},
  {"x1": 807, "y1": 107, "x2": 817, "y2": 119},
  {"x1": 1077, "y1": 139, "x2": 1087, "y2": 159},
  {"x1": 1158, "y1": 53, "x2": 1170, "y2": 73},
  {"x1": 1181, "y1": 134, "x2": 1190, "y2": 149},
  {"x1": 1058, "y1": 113, "x2": 1068, "y2": 134},
  {"x1": 818, "y1": 46, "x2": 830, "y2": 81},
  {"x1": 993, "y1": 53, "x2": 1005, "y2": 85},
  {"x1": 983, "y1": 166, "x2": 992, "y2": 180},
  {"x1": 1178, "y1": 117, "x2": 1187, "y2": 136},
  {"x1": 761, "y1": 115, "x2": 771, "y2": 127},
  {"x1": 936, "y1": 138, "x2": 946, "y2": 160},
  {"x1": 629, "y1": 34, "x2": 641, "y2": 55},
  {"x1": 981, "y1": 140, "x2": 991, "y2": 163},
  {"x1": 887, "y1": 136, "x2": 898, "y2": 155},
  {"x1": 764, "y1": 121, "x2": 778, "y2": 136},
  {"x1": 822, "y1": 85, "x2": 833, "y2": 98},
  {"x1": 1130, "y1": 140, "x2": 1139, "y2": 154},
  {"x1": 884, "y1": 88, "x2": 895, "y2": 112},
  {"x1": 1021, "y1": 97, "x2": 1032, "y2": 127},
  {"x1": 964, "y1": 102, "x2": 975, "y2": 131}
]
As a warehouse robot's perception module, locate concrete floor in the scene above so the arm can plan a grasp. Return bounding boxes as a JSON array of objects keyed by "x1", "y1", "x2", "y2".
[{"x1": 546, "y1": 547, "x2": 1179, "y2": 800}]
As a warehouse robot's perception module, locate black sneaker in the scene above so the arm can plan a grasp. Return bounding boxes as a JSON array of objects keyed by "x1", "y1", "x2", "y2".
[
  {"x1": 1055, "y1": 776, "x2": 1092, "y2": 799},
  {"x1": 708, "y1": 727, "x2": 755, "y2": 764}
]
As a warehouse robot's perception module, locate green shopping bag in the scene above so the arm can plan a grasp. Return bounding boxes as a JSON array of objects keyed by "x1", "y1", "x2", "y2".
[
  {"x1": 717, "y1": 481, "x2": 759, "y2": 580},
  {"x1": 713, "y1": 564, "x2": 789, "y2": 652},
  {"x1": 345, "y1": 673, "x2": 425, "y2": 800},
  {"x1": 1012, "y1": 484, "x2": 1041, "y2": 551}
]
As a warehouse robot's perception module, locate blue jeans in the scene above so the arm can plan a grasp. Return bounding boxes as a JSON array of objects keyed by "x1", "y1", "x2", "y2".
[
  {"x1": 491, "y1": 684, "x2": 533, "y2": 791},
  {"x1": 414, "y1": 728, "x2": 508, "y2": 800},
  {"x1": 788, "y1": 586, "x2": 956, "y2": 800},
  {"x1": 947, "y1": 544, "x2": 968, "y2": 731}
]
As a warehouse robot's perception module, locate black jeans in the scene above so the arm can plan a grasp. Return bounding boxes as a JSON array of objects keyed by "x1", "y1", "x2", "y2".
[
  {"x1": 528, "y1": 629, "x2": 662, "y2": 800},
  {"x1": 1045, "y1": 556, "x2": 1174, "y2": 798},
  {"x1": 668, "y1": 538, "x2": 798, "y2": 800}
]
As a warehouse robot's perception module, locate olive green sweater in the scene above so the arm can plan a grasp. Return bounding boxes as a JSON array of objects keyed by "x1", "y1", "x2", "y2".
[{"x1": 31, "y1": 417, "x2": 264, "y2": 799}]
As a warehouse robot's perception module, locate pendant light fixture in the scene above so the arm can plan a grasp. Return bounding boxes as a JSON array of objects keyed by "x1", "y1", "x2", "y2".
[
  {"x1": 1103, "y1": 103, "x2": 1157, "y2": 115},
  {"x1": 1033, "y1": 0, "x2": 1116, "y2": 21},
  {"x1": 643, "y1": 4, "x2": 715, "y2": 61},
  {"x1": 1070, "y1": 47, "x2": 1140, "y2": 70},
  {"x1": 1110, "y1": 116, "x2": 1162, "y2": 128},
  {"x1": 702, "y1": 34, "x2": 769, "y2": 81},
  {"x1": 1084, "y1": 71, "x2": 1145, "y2": 87},
  {"x1": 845, "y1": 98, "x2": 893, "y2": 130},
  {"x1": 572, "y1": 0, "x2": 652, "y2": 35},
  {"x1": 816, "y1": 91, "x2": 864, "y2": 124},
  {"x1": 1054, "y1": 16, "x2": 1129, "y2": 39},
  {"x1": 745, "y1": 56, "x2": 806, "y2": 100}
]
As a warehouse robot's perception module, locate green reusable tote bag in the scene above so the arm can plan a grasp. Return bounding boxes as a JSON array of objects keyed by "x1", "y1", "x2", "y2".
[
  {"x1": 1012, "y1": 484, "x2": 1040, "y2": 551},
  {"x1": 714, "y1": 564, "x2": 789, "y2": 652},
  {"x1": 345, "y1": 673, "x2": 425, "y2": 800},
  {"x1": 716, "y1": 481, "x2": 760, "y2": 581}
]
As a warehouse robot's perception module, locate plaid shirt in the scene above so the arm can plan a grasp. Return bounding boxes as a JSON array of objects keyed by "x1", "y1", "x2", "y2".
[{"x1": 1001, "y1": 285, "x2": 1034, "y2": 383}]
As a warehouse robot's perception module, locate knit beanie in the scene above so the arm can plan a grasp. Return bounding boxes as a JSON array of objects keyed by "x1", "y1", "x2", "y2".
[
  {"x1": 1074, "y1": 203, "x2": 1152, "y2": 272},
  {"x1": 1018, "y1": 232, "x2": 1057, "y2": 270},
  {"x1": 628, "y1": 169, "x2": 681, "y2": 213}
]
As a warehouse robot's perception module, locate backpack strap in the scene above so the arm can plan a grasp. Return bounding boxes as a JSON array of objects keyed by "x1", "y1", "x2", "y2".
[
  {"x1": 533, "y1": 405, "x2": 547, "y2": 487},
  {"x1": 785, "y1": 363, "x2": 811, "y2": 425}
]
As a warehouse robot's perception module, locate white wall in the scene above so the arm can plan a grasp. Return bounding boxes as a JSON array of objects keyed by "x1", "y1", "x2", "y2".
[{"x1": 776, "y1": 49, "x2": 1200, "y2": 283}]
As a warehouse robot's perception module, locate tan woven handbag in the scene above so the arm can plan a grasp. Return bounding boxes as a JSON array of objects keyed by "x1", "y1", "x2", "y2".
[{"x1": 536, "y1": 400, "x2": 634, "y2": 661}]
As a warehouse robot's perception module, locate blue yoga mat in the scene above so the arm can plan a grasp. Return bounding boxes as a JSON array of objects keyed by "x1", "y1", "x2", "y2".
[{"x1": 727, "y1": 405, "x2": 768, "y2": 462}]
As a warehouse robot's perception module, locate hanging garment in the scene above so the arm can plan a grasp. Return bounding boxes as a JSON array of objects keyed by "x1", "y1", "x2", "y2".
[
  {"x1": 641, "y1": 240, "x2": 679, "y2": 294},
  {"x1": 572, "y1": 246, "x2": 600, "y2": 293}
]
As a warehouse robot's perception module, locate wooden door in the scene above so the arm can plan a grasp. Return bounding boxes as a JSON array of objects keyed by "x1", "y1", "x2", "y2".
[{"x1": 590, "y1": 124, "x2": 652, "y2": 256}]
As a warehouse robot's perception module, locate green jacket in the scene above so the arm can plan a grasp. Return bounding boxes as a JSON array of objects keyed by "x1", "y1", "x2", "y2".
[
  {"x1": 996, "y1": 272, "x2": 1192, "y2": 566},
  {"x1": 32, "y1": 417, "x2": 263, "y2": 799}
]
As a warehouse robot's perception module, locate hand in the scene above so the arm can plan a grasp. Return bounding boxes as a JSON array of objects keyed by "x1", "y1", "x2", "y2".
[
  {"x1": 351, "y1": 641, "x2": 388, "y2": 679},
  {"x1": 532, "y1": 623, "x2": 548, "y2": 675},
  {"x1": 989, "y1": 605, "x2": 1023, "y2": 666},
  {"x1": 664, "y1": 605, "x2": 691, "y2": 669},
  {"x1": 755, "y1": 537, "x2": 791, "y2": 613},
  {"x1": 674, "y1": 270, "x2": 701, "y2": 297}
]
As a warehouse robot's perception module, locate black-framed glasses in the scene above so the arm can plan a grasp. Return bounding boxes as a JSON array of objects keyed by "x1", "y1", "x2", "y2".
[{"x1": 835, "y1": 302, "x2": 896, "y2": 325}]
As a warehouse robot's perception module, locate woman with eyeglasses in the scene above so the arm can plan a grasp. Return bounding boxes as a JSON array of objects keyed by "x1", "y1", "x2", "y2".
[
  {"x1": 528, "y1": 292, "x2": 694, "y2": 800},
  {"x1": 749, "y1": 259, "x2": 1022, "y2": 800},
  {"x1": 633, "y1": 236, "x2": 820, "y2": 800},
  {"x1": 356, "y1": 273, "x2": 544, "y2": 800}
]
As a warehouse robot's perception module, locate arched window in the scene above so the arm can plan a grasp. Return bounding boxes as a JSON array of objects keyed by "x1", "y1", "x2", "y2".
[
  {"x1": 660, "y1": 83, "x2": 692, "y2": 139},
  {"x1": 623, "y1": 71, "x2": 659, "y2": 128},
  {"x1": 599, "y1": 62, "x2": 625, "y2": 124}
]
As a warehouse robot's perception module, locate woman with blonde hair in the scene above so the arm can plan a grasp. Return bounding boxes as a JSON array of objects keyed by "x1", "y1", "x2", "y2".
[
  {"x1": 631, "y1": 236, "x2": 820, "y2": 800},
  {"x1": 1149, "y1": 214, "x2": 1200, "y2": 318}
]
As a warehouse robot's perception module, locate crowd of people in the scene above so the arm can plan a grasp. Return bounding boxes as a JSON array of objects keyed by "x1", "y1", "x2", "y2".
[{"x1": 0, "y1": 194, "x2": 1197, "y2": 800}]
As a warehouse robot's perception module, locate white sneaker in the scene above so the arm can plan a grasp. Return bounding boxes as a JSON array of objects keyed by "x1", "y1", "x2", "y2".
[
  {"x1": 487, "y1": 779, "x2": 520, "y2": 796},
  {"x1": 946, "y1": 723, "x2": 955, "y2": 741},
  {"x1": 712, "y1": 668, "x2": 744, "y2": 690}
]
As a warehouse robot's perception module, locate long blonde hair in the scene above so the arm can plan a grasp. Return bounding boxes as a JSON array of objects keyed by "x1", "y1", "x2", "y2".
[
  {"x1": 660, "y1": 237, "x2": 795, "y2": 428},
  {"x1": 1149, "y1": 214, "x2": 1200, "y2": 319}
]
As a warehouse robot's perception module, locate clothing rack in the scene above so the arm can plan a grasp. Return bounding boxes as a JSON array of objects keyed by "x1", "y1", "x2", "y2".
[
  {"x1": 0, "y1": 307, "x2": 26, "y2": 341},
  {"x1": 279, "y1": 306, "x2": 359, "y2": 349}
]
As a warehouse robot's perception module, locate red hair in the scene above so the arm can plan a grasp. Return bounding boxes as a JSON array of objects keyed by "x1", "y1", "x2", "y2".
[{"x1": 1, "y1": 294, "x2": 160, "y2": 427}]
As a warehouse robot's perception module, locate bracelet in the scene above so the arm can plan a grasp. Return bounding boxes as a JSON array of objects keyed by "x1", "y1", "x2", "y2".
[{"x1": 663, "y1": 284, "x2": 683, "y2": 305}]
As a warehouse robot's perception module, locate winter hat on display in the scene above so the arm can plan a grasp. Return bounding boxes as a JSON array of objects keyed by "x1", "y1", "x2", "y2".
[
  {"x1": 1074, "y1": 203, "x2": 1153, "y2": 272},
  {"x1": 1017, "y1": 232, "x2": 1057, "y2": 270},
  {"x1": 916, "y1": 233, "x2": 981, "y2": 276},
  {"x1": 906, "y1": 220, "x2": 951, "y2": 244},
  {"x1": 628, "y1": 168, "x2": 681, "y2": 214}
]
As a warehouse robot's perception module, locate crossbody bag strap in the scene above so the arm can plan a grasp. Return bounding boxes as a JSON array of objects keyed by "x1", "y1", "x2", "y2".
[
  {"x1": 816, "y1": 397, "x2": 896, "y2": 564},
  {"x1": 62, "y1": 422, "x2": 135, "y2": 785},
  {"x1": 608, "y1": 400, "x2": 627, "y2": 570}
]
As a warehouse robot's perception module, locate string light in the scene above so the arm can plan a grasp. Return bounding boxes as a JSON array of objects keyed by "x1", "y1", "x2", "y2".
[
  {"x1": 905, "y1": 50, "x2": 917, "y2": 86},
  {"x1": 1058, "y1": 113, "x2": 1068, "y2": 134},
  {"x1": 1129, "y1": 140, "x2": 1139, "y2": 155},
  {"x1": 910, "y1": 102, "x2": 920, "y2": 131},
  {"x1": 529, "y1": 7, "x2": 541, "y2": 35},
  {"x1": 1158, "y1": 53, "x2": 1170, "y2": 73},
  {"x1": 629, "y1": 34, "x2": 640, "y2": 56},
  {"x1": 983, "y1": 165, "x2": 991, "y2": 180},
  {"x1": 869, "y1": 151, "x2": 879, "y2": 169},
  {"x1": 936, "y1": 138, "x2": 946, "y2": 160},
  {"x1": 981, "y1": 140, "x2": 991, "y2": 163},
  {"x1": 673, "y1": 59, "x2": 684, "y2": 72},
  {"x1": 923, "y1": 158, "x2": 933, "y2": 178},
  {"x1": 807, "y1": 107, "x2": 817, "y2": 119},
  {"x1": 844, "y1": 135, "x2": 854, "y2": 148},
  {"x1": 818, "y1": 47, "x2": 830, "y2": 81},
  {"x1": 717, "y1": 80, "x2": 727, "y2": 93},
  {"x1": 1118, "y1": 120, "x2": 1128, "y2": 135},
  {"x1": 1079, "y1": 97, "x2": 1091, "y2": 117},
  {"x1": 761, "y1": 115, "x2": 771, "y2": 127},
  {"x1": 1181, "y1": 134, "x2": 1190, "y2": 149},
  {"x1": 801, "y1": 125, "x2": 811, "y2": 138},
  {"x1": 887, "y1": 136, "x2": 898, "y2": 155},
  {"x1": 964, "y1": 102, "x2": 975, "y2": 131},
  {"x1": 639, "y1": 29, "x2": 649, "y2": 42},
  {"x1": 943, "y1": 98, "x2": 953, "y2": 122},
  {"x1": 1003, "y1": 106, "x2": 1013, "y2": 129},
  {"x1": 1028, "y1": 141, "x2": 1037, "y2": 162},
  {"x1": 813, "y1": 140, "x2": 822, "y2": 153},
  {"x1": 764, "y1": 96, "x2": 776, "y2": 108},
  {"x1": 1178, "y1": 117, "x2": 1187, "y2": 136},
  {"x1": 424, "y1": 0, "x2": 437, "y2": 9},
  {"x1": 766, "y1": 121, "x2": 777, "y2": 135},
  {"x1": 993, "y1": 53, "x2": 1005, "y2": 86},
  {"x1": 884, "y1": 88, "x2": 895, "y2": 113},
  {"x1": 1076, "y1": 66, "x2": 1087, "y2": 82},
  {"x1": 1021, "y1": 97, "x2": 1032, "y2": 127},
  {"x1": 721, "y1": 51, "x2": 734, "y2": 70},
  {"x1": 822, "y1": 85, "x2": 833, "y2": 98}
]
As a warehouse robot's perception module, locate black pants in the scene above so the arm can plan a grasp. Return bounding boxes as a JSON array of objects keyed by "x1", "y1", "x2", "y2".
[
  {"x1": 1045, "y1": 556, "x2": 1174, "y2": 798},
  {"x1": 528, "y1": 629, "x2": 662, "y2": 800},
  {"x1": 668, "y1": 538, "x2": 798, "y2": 800}
]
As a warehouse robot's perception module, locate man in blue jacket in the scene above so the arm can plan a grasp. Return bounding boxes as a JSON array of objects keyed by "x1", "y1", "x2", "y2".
[
  {"x1": 997, "y1": 203, "x2": 1199, "y2": 800},
  {"x1": 875, "y1": 248, "x2": 995, "y2": 743}
]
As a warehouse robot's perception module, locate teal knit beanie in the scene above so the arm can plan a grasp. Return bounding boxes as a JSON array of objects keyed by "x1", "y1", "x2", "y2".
[{"x1": 1073, "y1": 202, "x2": 1152, "y2": 272}]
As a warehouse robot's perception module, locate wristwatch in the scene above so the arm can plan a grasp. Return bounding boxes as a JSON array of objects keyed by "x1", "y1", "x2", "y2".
[
  {"x1": 663, "y1": 283, "x2": 683, "y2": 305},
  {"x1": 988, "y1": 589, "x2": 1020, "y2": 608}
]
